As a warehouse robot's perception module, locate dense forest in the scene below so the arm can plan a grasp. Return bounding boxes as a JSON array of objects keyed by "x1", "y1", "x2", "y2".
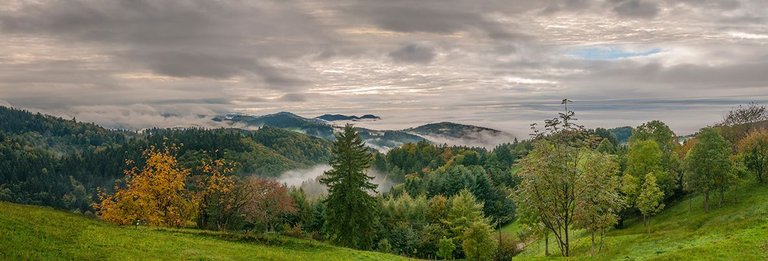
[
  {"x1": 3, "y1": 102, "x2": 768, "y2": 259},
  {"x1": 0, "y1": 106, "x2": 331, "y2": 213}
]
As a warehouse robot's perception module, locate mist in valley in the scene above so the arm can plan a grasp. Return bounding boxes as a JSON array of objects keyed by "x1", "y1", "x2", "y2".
[{"x1": 276, "y1": 164, "x2": 395, "y2": 199}]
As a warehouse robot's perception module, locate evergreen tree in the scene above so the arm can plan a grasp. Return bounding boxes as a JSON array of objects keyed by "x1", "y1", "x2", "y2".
[{"x1": 320, "y1": 124, "x2": 378, "y2": 249}]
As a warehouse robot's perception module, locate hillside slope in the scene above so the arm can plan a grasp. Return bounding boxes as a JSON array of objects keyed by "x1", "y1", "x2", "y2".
[
  {"x1": 0, "y1": 202, "x2": 406, "y2": 260},
  {"x1": 512, "y1": 183, "x2": 768, "y2": 260}
]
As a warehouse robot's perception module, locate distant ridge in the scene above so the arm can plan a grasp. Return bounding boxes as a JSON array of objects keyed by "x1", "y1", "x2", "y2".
[
  {"x1": 316, "y1": 114, "x2": 381, "y2": 122},
  {"x1": 214, "y1": 112, "x2": 517, "y2": 150}
]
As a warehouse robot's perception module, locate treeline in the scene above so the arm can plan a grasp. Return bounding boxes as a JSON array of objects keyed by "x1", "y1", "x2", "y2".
[{"x1": 0, "y1": 106, "x2": 331, "y2": 213}]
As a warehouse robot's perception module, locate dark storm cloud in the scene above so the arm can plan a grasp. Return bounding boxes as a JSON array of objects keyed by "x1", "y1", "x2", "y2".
[{"x1": 389, "y1": 43, "x2": 436, "y2": 64}]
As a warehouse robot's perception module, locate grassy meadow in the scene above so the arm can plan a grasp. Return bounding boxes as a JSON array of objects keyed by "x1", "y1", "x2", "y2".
[
  {"x1": 0, "y1": 202, "x2": 407, "y2": 261},
  {"x1": 504, "y1": 182, "x2": 768, "y2": 260}
]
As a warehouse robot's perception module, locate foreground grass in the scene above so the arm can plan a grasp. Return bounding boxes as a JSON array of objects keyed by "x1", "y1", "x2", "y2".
[
  {"x1": 515, "y1": 183, "x2": 768, "y2": 260},
  {"x1": 0, "y1": 202, "x2": 407, "y2": 260}
]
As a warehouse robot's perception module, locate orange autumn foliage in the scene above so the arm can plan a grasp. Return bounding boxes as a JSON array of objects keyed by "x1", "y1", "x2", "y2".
[
  {"x1": 199, "y1": 159, "x2": 236, "y2": 197},
  {"x1": 242, "y1": 177, "x2": 297, "y2": 231},
  {"x1": 95, "y1": 145, "x2": 197, "y2": 227},
  {"x1": 195, "y1": 158, "x2": 239, "y2": 230}
]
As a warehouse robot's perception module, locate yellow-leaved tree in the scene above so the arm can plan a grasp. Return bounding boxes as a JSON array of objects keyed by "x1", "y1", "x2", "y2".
[
  {"x1": 96, "y1": 144, "x2": 197, "y2": 227},
  {"x1": 195, "y1": 158, "x2": 238, "y2": 230}
]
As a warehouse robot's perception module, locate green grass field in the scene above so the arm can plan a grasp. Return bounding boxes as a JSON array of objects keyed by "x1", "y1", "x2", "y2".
[
  {"x1": 0, "y1": 202, "x2": 407, "y2": 260},
  {"x1": 506, "y1": 182, "x2": 768, "y2": 260}
]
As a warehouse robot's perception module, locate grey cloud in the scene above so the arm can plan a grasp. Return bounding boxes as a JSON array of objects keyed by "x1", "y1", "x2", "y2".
[
  {"x1": 675, "y1": 0, "x2": 741, "y2": 10},
  {"x1": 0, "y1": 0, "x2": 328, "y2": 86},
  {"x1": 582, "y1": 61, "x2": 768, "y2": 90},
  {"x1": 1, "y1": 0, "x2": 767, "y2": 136},
  {"x1": 539, "y1": 0, "x2": 592, "y2": 15},
  {"x1": 341, "y1": 0, "x2": 534, "y2": 40},
  {"x1": 610, "y1": 0, "x2": 660, "y2": 18},
  {"x1": 279, "y1": 93, "x2": 307, "y2": 102},
  {"x1": 134, "y1": 51, "x2": 256, "y2": 79},
  {"x1": 389, "y1": 43, "x2": 436, "y2": 64}
]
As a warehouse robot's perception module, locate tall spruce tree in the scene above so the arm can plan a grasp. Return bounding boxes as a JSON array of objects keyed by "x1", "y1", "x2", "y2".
[{"x1": 320, "y1": 124, "x2": 378, "y2": 249}]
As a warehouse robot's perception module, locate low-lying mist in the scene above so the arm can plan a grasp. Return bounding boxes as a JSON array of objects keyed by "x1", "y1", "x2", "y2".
[
  {"x1": 413, "y1": 130, "x2": 517, "y2": 150},
  {"x1": 276, "y1": 164, "x2": 395, "y2": 199}
]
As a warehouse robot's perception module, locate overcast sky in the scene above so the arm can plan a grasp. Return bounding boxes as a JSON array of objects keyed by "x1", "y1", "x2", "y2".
[{"x1": 1, "y1": 0, "x2": 767, "y2": 135}]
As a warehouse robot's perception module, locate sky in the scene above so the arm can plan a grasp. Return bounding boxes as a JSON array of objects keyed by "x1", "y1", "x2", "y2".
[{"x1": 0, "y1": 0, "x2": 767, "y2": 136}]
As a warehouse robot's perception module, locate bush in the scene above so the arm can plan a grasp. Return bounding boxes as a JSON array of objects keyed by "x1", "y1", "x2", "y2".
[
  {"x1": 494, "y1": 233, "x2": 521, "y2": 260},
  {"x1": 282, "y1": 223, "x2": 305, "y2": 238}
]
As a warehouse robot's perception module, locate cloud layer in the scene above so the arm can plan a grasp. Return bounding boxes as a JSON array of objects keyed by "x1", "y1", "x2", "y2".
[{"x1": 1, "y1": 0, "x2": 767, "y2": 135}]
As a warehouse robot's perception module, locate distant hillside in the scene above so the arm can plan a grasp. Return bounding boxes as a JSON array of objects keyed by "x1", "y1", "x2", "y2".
[
  {"x1": 0, "y1": 106, "x2": 332, "y2": 213},
  {"x1": 406, "y1": 122, "x2": 516, "y2": 148},
  {"x1": 316, "y1": 114, "x2": 381, "y2": 121},
  {"x1": 0, "y1": 202, "x2": 407, "y2": 260},
  {"x1": 214, "y1": 112, "x2": 516, "y2": 150},
  {"x1": 213, "y1": 112, "x2": 335, "y2": 139},
  {"x1": 607, "y1": 126, "x2": 633, "y2": 144},
  {"x1": 406, "y1": 122, "x2": 503, "y2": 138},
  {"x1": 356, "y1": 128, "x2": 425, "y2": 151}
]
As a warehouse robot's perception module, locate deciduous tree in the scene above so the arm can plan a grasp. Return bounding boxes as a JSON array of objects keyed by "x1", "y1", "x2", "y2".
[
  {"x1": 461, "y1": 220, "x2": 496, "y2": 261},
  {"x1": 513, "y1": 141, "x2": 580, "y2": 257},
  {"x1": 96, "y1": 145, "x2": 197, "y2": 228},
  {"x1": 737, "y1": 130, "x2": 768, "y2": 183},
  {"x1": 438, "y1": 236, "x2": 456, "y2": 260},
  {"x1": 685, "y1": 128, "x2": 736, "y2": 211},
  {"x1": 625, "y1": 140, "x2": 673, "y2": 198},
  {"x1": 196, "y1": 158, "x2": 237, "y2": 230},
  {"x1": 574, "y1": 150, "x2": 623, "y2": 255},
  {"x1": 241, "y1": 177, "x2": 297, "y2": 232},
  {"x1": 637, "y1": 173, "x2": 664, "y2": 235}
]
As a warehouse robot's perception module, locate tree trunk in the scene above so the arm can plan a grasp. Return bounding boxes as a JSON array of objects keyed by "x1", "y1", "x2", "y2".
[
  {"x1": 564, "y1": 223, "x2": 570, "y2": 257},
  {"x1": 644, "y1": 214, "x2": 649, "y2": 235},
  {"x1": 704, "y1": 191, "x2": 710, "y2": 212},
  {"x1": 544, "y1": 230, "x2": 549, "y2": 256},
  {"x1": 598, "y1": 229, "x2": 606, "y2": 253},
  {"x1": 590, "y1": 231, "x2": 595, "y2": 256},
  {"x1": 718, "y1": 188, "x2": 724, "y2": 208}
]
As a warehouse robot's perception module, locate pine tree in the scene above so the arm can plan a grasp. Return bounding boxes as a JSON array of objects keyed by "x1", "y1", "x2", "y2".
[{"x1": 320, "y1": 124, "x2": 378, "y2": 249}]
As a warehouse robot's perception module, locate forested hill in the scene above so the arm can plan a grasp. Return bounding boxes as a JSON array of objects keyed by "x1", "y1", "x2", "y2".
[{"x1": 0, "y1": 106, "x2": 331, "y2": 213}]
